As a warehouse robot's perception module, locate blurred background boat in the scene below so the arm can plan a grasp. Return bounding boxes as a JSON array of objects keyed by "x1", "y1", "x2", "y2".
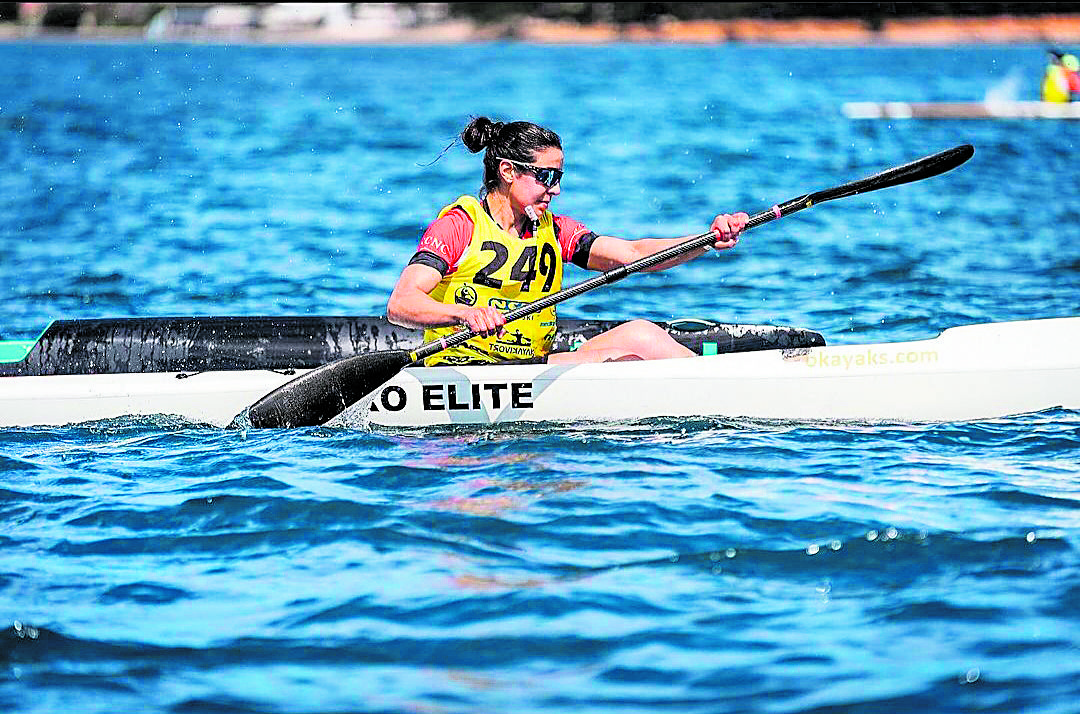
[{"x1": 843, "y1": 99, "x2": 1080, "y2": 118}]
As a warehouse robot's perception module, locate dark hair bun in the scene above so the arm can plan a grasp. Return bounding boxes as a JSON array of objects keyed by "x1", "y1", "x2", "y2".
[{"x1": 461, "y1": 116, "x2": 504, "y2": 153}]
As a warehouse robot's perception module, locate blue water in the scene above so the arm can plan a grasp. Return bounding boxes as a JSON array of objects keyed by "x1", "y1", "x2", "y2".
[{"x1": 2, "y1": 40, "x2": 1080, "y2": 713}]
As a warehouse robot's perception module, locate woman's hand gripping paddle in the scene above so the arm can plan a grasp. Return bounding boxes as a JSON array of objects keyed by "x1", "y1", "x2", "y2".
[{"x1": 243, "y1": 144, "x2": 974, "y2": 428}]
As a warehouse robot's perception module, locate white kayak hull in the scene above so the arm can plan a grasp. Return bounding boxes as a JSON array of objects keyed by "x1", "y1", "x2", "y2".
[
  {"x1": 2, "y1": 317, "x2": 1078, "y2": 428},
  {"x1": 357, "y1": 317, "x2": 1080, "y2": 427},
  {"x1": 0, "y1": 369, "x2": 296, "y2": 429}
]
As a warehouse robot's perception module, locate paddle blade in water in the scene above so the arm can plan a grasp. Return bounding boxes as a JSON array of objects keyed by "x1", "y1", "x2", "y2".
[{"x1": 246, "y1": 350, "x2": 413, "y2": 428}]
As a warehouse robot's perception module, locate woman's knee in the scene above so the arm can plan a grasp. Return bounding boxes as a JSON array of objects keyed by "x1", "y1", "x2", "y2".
[
  {"x1": 549, "y1": 320, "x2": 692, "y2": 362},
  {"x1": 616, "y1": 320, "x2": 691, "y2": 357}
]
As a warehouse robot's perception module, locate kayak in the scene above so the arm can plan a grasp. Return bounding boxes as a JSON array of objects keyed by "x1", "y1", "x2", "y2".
[
  {"x1": 842, "y1": 101, "x2": 1080, "y2": 120},
  {"x1": 2, "y1": 315, "x2": 1077, "y2": 428},
  {"x1": 3, "y1": 147, "x2": 995, "y2": 430},
  {"x1": 0, "y1": 315, "x2": 821, "y2": 428}
]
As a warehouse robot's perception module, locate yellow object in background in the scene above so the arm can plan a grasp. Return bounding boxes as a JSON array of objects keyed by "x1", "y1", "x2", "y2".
[{"x1": 1042, "y1": 63, "x2": 1070, "y2": 102}]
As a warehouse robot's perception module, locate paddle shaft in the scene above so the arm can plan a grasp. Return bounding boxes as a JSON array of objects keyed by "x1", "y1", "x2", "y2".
[{"x1": 411, "y1": 144, "x2": 974, "y2": 363}]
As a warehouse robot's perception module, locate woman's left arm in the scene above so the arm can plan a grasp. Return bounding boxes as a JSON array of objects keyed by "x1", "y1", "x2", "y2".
[{"x1": 585, "y1": 212, "x2": 748, "y2": 272}]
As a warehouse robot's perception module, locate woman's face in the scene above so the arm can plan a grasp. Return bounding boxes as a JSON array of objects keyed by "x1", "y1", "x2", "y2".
[{"x1": 500, "y1": 146, "x2": 563, "y2": 216}]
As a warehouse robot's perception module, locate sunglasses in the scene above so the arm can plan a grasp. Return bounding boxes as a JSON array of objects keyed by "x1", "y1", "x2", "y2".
[{"x1": 497, "y1": 157, "x2": 564, "y2": 188}]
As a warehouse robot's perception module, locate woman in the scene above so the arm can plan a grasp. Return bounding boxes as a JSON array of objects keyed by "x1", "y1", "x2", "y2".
[{"x1": 387, "y1": 117, "x2": 747, "y2": 365}]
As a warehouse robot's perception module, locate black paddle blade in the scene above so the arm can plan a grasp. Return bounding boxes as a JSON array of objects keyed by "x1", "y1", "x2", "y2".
[
  {"x1": 246, "y1": 350, "x2": 413, "y2": 428},
  {"x1": 810, "y1": 144, "x2": 974, "y2": 205}
]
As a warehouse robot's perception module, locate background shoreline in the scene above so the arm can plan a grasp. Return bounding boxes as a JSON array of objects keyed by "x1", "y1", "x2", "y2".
[{"x1": 6, "y1": 13, "x2": 1080, "y2": 46}]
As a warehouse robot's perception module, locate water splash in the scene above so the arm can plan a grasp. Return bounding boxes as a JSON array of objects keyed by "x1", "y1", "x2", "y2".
[{"x1": 984, "y1": 67, "x2": 1025, "y2": 102}]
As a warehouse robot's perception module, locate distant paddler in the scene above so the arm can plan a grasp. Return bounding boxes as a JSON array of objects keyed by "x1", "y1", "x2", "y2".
[
  {"x1": 386, "y1": 117, "x2": 748, "y2": 365},
  {"x1": 1042, "y1": 48, "x2": 1080, "y2": 102}
]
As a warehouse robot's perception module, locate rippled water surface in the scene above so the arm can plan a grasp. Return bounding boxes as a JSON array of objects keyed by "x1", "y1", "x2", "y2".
[{"x1": 2, "y1": 41, "x2": 1079, "y2": 713}]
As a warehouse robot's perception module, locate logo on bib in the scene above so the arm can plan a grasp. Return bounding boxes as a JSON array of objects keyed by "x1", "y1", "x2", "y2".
[
  {"x1": 488, "y1": 297, "x2": 528, "y2": 312},
  {"x1": 454, "y1": 285, "x2": 478, "y2": 306}
]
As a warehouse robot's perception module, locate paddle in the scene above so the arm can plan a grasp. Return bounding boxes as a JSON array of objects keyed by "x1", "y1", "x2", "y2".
[{"x1": 244, "y1": 143, "x2": 974, "y2": 429}]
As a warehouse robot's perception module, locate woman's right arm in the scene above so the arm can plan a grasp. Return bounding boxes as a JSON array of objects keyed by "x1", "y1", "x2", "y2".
[{"x1": 386, "y1": 264, "x2": 505, "y2": 336}]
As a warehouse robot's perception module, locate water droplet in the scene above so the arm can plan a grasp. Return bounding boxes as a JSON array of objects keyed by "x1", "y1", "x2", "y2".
[
  {"x1": 1026, "y1": 531, "x2": 1036, "y2": 543},
  {"x1": 725, "y1": 548, "x2": 736, "y2": 559},
  {"x1": 867, "y1": 530, "x2": 879, "y2": 541},
  {"x1": 806, "y1": 544, "x2": 820, "y2": 555}
]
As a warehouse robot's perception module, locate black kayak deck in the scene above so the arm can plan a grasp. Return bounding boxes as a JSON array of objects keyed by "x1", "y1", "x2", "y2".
[{"x1": 0, "y1": 316, "x2": 825, "y2": 377}]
